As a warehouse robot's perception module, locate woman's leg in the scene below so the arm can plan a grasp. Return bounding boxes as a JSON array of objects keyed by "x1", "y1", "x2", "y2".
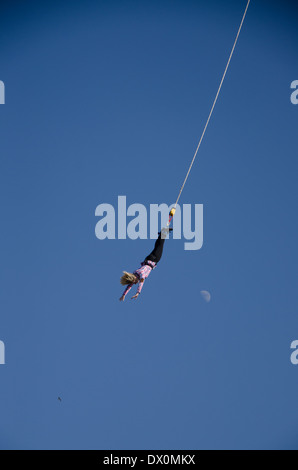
[{"x1": 145, "y1": 232, "x2": 166, "y2": 264}]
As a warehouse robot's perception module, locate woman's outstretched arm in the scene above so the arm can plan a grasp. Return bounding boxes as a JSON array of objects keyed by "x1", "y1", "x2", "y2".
[
  {"x1": 119, "y1": 283, "x2": 133, "y2": 301},
  {"x1": 131, "y1": 279, "x2": 145, "y2": 299}
]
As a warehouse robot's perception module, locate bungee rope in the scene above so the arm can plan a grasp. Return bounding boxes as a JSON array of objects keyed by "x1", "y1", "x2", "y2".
[{"x1": 167, "y1": 0, "x2": 251, "y2": 227}]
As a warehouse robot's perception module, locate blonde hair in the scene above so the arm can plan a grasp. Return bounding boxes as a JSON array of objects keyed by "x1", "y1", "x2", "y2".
[{"x1": 120, "y1": 271, "x2": 138, "y2": 286}]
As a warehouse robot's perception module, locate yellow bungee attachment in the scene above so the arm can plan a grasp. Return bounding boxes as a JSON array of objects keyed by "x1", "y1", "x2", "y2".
[{"x1": 169, "y1": 208, "x2": 176, "y2": 218}]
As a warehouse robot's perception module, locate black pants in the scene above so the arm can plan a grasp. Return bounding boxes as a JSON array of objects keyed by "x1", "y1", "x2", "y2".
[{"x1": 145, "y1": 232, "x2": 165, "y2": 264}]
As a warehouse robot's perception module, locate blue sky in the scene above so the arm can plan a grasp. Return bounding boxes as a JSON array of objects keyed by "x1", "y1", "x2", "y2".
[{"x1": 0, "y1": 0, "x2": 298, "y2": 449}]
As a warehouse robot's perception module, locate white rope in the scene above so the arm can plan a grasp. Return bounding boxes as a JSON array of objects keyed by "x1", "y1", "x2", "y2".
[{"x1": 172, "y1": 0, "x2": 251, "y2": 212}]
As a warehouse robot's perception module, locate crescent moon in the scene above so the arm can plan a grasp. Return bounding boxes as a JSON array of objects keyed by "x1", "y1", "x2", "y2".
[{"x1": 200, "y1": 290, "x2": 211, "y2": 303}]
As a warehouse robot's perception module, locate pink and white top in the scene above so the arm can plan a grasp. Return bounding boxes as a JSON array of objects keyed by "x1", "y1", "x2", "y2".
[{"x1": 122, "y1": 260, "x2": 156, "y2": 297}]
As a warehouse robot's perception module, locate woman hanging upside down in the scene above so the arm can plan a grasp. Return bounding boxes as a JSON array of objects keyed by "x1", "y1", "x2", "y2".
[{"x1": 119, "y1": 227, "x2": 172, "y2": 301}]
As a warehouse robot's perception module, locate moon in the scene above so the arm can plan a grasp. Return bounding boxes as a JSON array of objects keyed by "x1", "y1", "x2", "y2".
[{"x1": 200, "y1": 290, "x2": 211, "y2": 303}]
